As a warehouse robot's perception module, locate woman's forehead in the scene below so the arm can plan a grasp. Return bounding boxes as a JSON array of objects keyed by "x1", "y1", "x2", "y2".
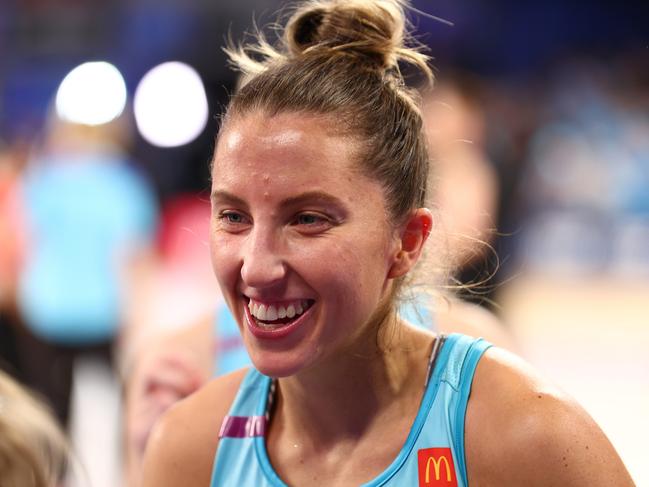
[
  {"x1": 210, "y1": 112, "x2": 390, "y2": 217},
  {"x1": 222, "y1": 110, "x2": 354, "y2": 142},
  {"x1": 213, "y1": 112, "x2": 363, "y2": 178},
  {"x1": 225, "y1": 122, "x2": 304, "y2": 150}
]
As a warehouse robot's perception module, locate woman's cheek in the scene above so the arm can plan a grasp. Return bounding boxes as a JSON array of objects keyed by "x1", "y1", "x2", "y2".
[
  {"x1": 209, "y1": 232, "x2": 239, "y2": 283},
  {"x1": 208, "y1": 231, "x2": 223, "y2": 274}
]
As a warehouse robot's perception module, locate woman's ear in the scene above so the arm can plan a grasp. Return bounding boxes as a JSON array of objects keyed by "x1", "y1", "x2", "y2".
[{"x1": 387, "y1": 208, "x2": 433, "y2": 279}]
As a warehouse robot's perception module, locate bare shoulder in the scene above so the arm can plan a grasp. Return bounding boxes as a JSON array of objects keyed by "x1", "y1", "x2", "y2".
[
  {"x1": 141, "y1": 368, "x2": 249, "y2": 487},
  {"x1": 465, "y1": 347, "x2": 634, "y2": 487}
]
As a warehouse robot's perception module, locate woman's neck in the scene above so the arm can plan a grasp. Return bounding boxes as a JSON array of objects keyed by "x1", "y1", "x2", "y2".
[{"x1": 271, "y1": 323, "x2": 436, "y2": 450}]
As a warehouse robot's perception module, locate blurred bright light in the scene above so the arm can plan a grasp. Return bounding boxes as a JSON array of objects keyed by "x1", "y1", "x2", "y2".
[
  {"x1": 55, "y1": 61, "x2": 127, "y2": 126},
  {"x1": 133, "y1": 62, "x2": 209, "y2": 148}
]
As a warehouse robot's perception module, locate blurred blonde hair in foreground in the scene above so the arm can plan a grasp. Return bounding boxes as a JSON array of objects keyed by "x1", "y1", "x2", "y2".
[{"x1": 0, "y1": 370, "x2": 69, "y2": 487}]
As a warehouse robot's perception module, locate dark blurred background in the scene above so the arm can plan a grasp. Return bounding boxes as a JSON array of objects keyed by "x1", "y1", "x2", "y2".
[{"x1": 1, "y1": 0, "x2": 647, "y2": 198}]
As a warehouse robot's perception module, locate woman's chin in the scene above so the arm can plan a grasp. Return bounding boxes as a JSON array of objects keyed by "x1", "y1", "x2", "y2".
[{"x1": 249, "y1": 351, "x2": 312, "y2": 379}]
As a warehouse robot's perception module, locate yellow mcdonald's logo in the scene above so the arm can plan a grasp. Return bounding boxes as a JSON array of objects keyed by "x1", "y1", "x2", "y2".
[
  {"x1": 425, "y1": 454, "x2": 452, "y2": 483},
  {"x1": 417, "y1": 447, "x2": 457, "y2": 486}
]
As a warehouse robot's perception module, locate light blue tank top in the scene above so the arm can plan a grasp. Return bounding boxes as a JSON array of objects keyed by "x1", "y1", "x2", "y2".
[{"x1": 211, "y1": 333, "x2": 491, "y2": 486}]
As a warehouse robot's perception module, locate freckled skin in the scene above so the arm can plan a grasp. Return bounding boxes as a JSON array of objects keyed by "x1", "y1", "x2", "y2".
[{"x1": 210, "y1": 111, "x2": 401, "y2": 378}]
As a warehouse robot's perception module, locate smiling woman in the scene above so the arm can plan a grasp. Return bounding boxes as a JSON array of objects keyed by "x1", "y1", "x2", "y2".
[
  {"x1": 141, "y1": 1, "x2": 635, "y2": 486},
  {"x1": 209, "y1": 112, "x2": 414, "y2": 379}
]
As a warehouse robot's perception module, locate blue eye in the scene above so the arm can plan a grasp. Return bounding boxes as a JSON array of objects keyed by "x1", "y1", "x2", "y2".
[
  {"x1": 292, "y1": 213, "x2": 334, "y2": 234},
  {"x1": 218, "y1": 211, "x2": 247, "y2": 226},
  {"x1": 297, "y1": 213, "x2": 321, "y2": 225},
  {"x1": 225, "y1": 213, "x2": 243, "y2": 223}
]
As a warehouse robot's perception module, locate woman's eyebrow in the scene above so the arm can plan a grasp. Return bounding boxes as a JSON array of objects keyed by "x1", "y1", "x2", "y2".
[
  {"x1": 279, "y1": 191, "x2": 347, "y2": 210},
  {"x1": 210, "y1": 190, "x2": 249, "y2": 210},
  {"x1": 210, "y1": 189, "x2": 348, "y2": 214}
]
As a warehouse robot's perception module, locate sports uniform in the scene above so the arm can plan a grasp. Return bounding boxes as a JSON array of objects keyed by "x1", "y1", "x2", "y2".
[{"x1": 211, "y1": 333, "x2": 491, "y2": 486}]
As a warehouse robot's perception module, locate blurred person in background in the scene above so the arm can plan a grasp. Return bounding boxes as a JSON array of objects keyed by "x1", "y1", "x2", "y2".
[
  {"x1": 120, "y1": 193, "x2": 220, "y2": 369},
  {"x1": 423, "y1": 75, "x2": 500, "y2": 301},
  {"x1": 516, "y1": 57, "x2": 649, "y2": 278},
  {"x1": 14, "y1": 113, "x2": 158, "y2": 428},
  {"x1": 0, "y1": 369, "x2": 71, "y2": 487},
  {"x1": 119, "y1": 193, "x2": 221, "y2": 485},
  {"x1": 0, "y1": 137, "x2": 29, "y2": 379}
]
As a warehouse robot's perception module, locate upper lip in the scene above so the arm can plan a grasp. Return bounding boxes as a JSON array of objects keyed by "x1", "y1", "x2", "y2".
[{"x1": 244, "y1": 295, "x2": 314, "y2": 305}]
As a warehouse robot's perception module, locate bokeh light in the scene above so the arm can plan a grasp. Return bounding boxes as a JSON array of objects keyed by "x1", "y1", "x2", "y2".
[
  {"x1": 133, "y1": 61, "x2": 209, "y2": 148},
  {"x1": 55, "y1": 61, "x2": 127, "y2": 126}
]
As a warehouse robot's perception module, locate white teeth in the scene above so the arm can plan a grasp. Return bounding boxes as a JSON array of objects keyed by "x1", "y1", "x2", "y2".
[
  {"x1": 257, "y1": 304, "x2": 267, "y2": 321},
  {"x1": 266, "y1": 305, "x2": 278, "y2": 321},
  {"x1": 248, "y1": 299, "x2": 310, "y2": 321},
  {"x1": 286, "y1": 304, "x2": 295, "y2": 318}
]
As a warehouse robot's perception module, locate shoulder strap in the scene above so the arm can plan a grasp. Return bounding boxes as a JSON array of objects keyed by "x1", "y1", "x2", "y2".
[
  {"x1": 443, "y1": 334, "x2": 492, "y2": 482},
  {"x1": 424, "y1": 334, "x2": 447, "y2": 388},
  {"x1": 218, "y1": 368, "x2": 272, "y2": 439}
]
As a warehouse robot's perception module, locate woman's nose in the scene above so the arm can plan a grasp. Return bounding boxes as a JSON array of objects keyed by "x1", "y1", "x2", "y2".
[{"x1": 239, "y1": 227, "x2": 287, "y2": 289}]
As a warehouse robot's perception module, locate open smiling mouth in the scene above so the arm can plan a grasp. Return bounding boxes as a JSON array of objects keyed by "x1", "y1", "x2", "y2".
[{"x1": 246, "y1": 298, "x2": 315, "y2": 330}]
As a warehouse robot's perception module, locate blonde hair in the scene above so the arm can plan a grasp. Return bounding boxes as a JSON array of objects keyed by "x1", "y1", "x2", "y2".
[
  {"x1": 221, "y1": 0, "x2": 434, "y2": 223},
  {"x1": 0, "y1": 370, "x2": 69, "y2": 487}
]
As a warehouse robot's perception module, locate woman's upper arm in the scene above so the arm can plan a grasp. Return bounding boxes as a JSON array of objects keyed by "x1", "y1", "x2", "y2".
[
  {"x1": 141, "y1": 368, "x2": 248, "y2": 487},
  {"x1": 465, "y1": 347, "x2": 635, "y2": 486},
  {"x1": 141, "y1": 395, "x2": 218, "y2": 486}
]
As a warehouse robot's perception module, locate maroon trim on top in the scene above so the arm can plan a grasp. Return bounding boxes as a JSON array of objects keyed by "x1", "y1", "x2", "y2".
[{"x1": 219, "y1": 415, "x2": 266, "y2": 438}]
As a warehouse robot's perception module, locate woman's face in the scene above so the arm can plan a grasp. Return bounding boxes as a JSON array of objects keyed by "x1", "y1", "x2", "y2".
[{"x1": 210, "y1": 111, "x2": 402, "y2": 377}]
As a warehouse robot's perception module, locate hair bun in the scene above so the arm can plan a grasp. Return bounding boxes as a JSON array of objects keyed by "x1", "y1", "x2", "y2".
[
  {"x1": 225, "y1": 0, "x2": 431, "y2": 83},
  {"x1": 287, "y1": 7, "x2": 328, "y2": 50},
  {"x1": 285, "y1": 0, "x2": 409, "y2": 72}
]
